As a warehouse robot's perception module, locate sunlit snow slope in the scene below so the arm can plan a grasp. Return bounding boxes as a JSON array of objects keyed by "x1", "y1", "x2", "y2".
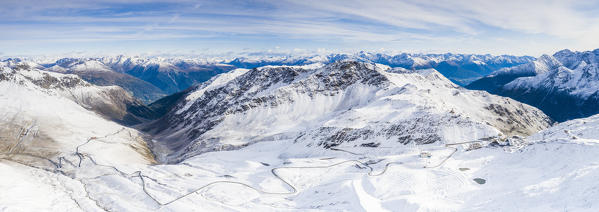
[
  {"x1": 0, "y1": 63, "x2": 157, "y2": 124},
  {"x1": 468, "y1": 48, "x2": 599, "y2": 121},
  {"x1": 2, "y1": 60, "x2": 598, "y2": 212},
  {"x1": 146, "y1": 61, "x2": 552, "y2": 163},
  {"x1": 0, "y1": 65, "x2": 155, "y2": 168}
]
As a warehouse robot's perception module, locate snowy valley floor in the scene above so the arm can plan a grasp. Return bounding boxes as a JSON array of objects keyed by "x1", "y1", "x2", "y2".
[{"x1": 2, "y1": 133, "x2": 599, "y2": 211}]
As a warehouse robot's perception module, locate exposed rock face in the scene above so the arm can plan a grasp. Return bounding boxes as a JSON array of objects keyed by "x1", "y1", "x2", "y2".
[{"x1": 145, "y1": 61, "x2": 552, "y2": 163}]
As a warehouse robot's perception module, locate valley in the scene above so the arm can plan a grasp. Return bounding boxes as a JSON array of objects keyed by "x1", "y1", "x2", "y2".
[
  {"x1": 3, "y1": 1, "x2": 599, "y2": 210},
  {"x1": 2, "y1": 54, "x2": 599, "y2": 211}
]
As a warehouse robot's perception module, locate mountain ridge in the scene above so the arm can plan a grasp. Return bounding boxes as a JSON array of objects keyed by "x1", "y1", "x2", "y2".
[
  {"x1": 3, "y1": 52, "x2": 534, "y2": 100},
  {"x1": 143, "y1": 61, "x2": 552, "y2": 163},
  {"x1": 467, "y1": 48, "x2": 599, "y2": 122}
]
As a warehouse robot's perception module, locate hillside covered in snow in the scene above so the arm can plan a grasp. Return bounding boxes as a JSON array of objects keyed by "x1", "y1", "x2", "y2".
[
  {"x1": 3, "y1": 57, "x2": 236, "y2": 103},
  {"x1": 144, "y1": 61, "x2": 551, "y2": 163},
  {"x1": 468, "y1": 48, "x2": 599, "y2": 122},
  {"x1": 0, "y1": 63, "x2": 157, "y2": 125},
  {"x1": 228, "y1": 52, "x2": 534, "y2": 86},
  {"x1": 2, "y1": 52, "x2": 532, "y2": 105},
  {"x1": 3, "y1": 58, "x2": 599, "y2": 212}
]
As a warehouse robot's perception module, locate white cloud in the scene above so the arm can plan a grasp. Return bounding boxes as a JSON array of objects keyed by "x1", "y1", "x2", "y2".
[
  {"x1": 1, "y1": 0, "x2": 598, "y2": 56},
  {"x1": 276, "y1": 0, "x2": 599, "y2": 52}
]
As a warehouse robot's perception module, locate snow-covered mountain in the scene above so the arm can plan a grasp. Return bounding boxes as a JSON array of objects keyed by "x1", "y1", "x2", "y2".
[
  {"x1": 144, "y1": 61, "x2": 551, "y2": 163},
  {"x1": 0, "y1": 62, "x2": 157, "y2": 125},
  {"x1": 2, "y1": 56, "x2": 236, "y2": 103},
  {"x1": 468, "y1": 48, "x2": 599, "y2": 122},
  {"x1": 43, "y1": 58, "x2": 167, "y2": 103},
  {"x1": 0, "y1": 63, "x2": 159, "y2": 211},
  {"x1": 4, "y1": 52, "x2": 531, "y2": 104},
  {"x1": 44, "y1": 56, "x2": 236, "y2": 102},
  {"x1": 98, "y1": 55, "x2": 236, "y2": 95},
  {"x1": 0, "y1": 63, "x2": 156, "y2": 175},
  {"x1": 2, "y1": 106, "x2": 595, "y2": 211},
  {"x1": 226, "y1": 52, "x2": 534, "y2": 86},
  {"x1": 335, "y1": 52, "x2": 534, "y2": 86},
  {"x1": 5, "y1": 58, "x2": 599, "y2": 211}
]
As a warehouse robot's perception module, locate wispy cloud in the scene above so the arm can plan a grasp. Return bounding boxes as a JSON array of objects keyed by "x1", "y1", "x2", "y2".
[{"x1": 1, "y1": 0, "x2": 598, "y2": 56}]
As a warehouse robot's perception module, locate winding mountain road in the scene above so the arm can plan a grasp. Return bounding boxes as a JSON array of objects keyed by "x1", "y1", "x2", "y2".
[
  {"x1": 136, "y1": 142, "x2": 480, "y2": 207},
  {"x1": 2, "y1": 125, "x2": 483, "y2": 209}
]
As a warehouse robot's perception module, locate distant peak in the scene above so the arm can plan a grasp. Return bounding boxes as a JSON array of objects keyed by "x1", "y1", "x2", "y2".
[
  {"x1": 537, "y1": 54, "x2": 559, "y2": 63},
  {"x1": 555, "y1": 49, "x2": 573, "y2": 54},
  {"x1": 553, "y1": 49, "x2": 574, "y2": 59}
]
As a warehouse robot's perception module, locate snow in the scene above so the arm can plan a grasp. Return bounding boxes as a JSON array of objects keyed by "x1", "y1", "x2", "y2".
[
  {"x1": 528, "y1": 114, "x2": 599, "y2": 144},
  {"x1": 179, "y1": 68, "x2": 250, "y2": 113},
  {"x1": 158, "y1": 62, "x2": 549, "y2": 162},
  {"x1": 46, "y1": 64, "x2": 69, "y2": 73},
  {"x1": 0, "y1": 68, "x2": 154, "y2": 168},
  {"x1": 5, "y1": 51, "x2": 533, "y2": 77},
  {"x1": 71, "y1": 60, "x2": 113, "y2": 72},
  {"x1": 352, "y1": 177, "x2": 390, "y2": 212},
  {"x1": 4, "y1": 124, "x2": 594, "y2": 211},
  {"x1": 2, "y1": 60, "x2": 599, "y2": 211},
  {"x1": 0, "y1": 161, "x2": 87, "y2": 212},
  {"x1": 502, "y1": 49, "x2": 599, "y2": 99},
  {"x1": 0, "y1": 122, "x2": 594, "y2": 211}
]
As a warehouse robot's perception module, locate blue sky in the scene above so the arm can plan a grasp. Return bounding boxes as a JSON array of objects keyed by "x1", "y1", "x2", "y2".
[{"x1": 2, "y1": 0, "x2": 599, "y2": 57}]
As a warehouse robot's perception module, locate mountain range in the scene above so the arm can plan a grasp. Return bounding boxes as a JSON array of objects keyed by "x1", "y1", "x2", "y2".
[
  {"x1": 3, "y1": 57, "x2": 235, "y2": 103},
  {"x1": 226, "y1": 52, "x2": 534, "y2": 86},
  {"x1": 2, "y1": 50, "x2": 599, "y2": 211},
  {"x1": 468, "y1": 48, "x2": 599, "y2": 122},
  {"x1": 142, "y1": 61, "x2": 551, "y2": 163},
  {"x1": 2, "y1": 52, "x2": 532, "y2": 104}
]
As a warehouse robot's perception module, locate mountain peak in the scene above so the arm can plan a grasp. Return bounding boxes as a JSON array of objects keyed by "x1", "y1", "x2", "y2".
[
  {"x1": 470, "y1": 48, "x2": 599, "y2": 122},
  {"x1": 143, "y1": 60, "x2": 551, "y2": 163},
  {"x1": 553, "y1": 49, "x2": 574, "y2": 57}
]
